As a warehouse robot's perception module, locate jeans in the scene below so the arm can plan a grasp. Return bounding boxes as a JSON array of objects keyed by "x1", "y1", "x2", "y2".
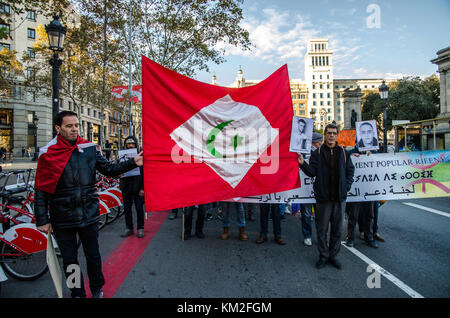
[
  {"x1": 52, "y1": 223, "x2": 104, "y2": 298},
  {"x1": 123, "y1": 193, "x2": 145, "y2": 230},
  {"x1": 259, "y1": 203, "x2": 282, "y2": 238},
  {"x1": 373, "y1": 201, "x2": 379, "y2": 234},
  {"x1": 221, "y1": 202, "x2": 246, "y2": 228},
  {"x1": 300, "y1": 203, "x2": 314, "y2": 239},
  {"x1": 360, "y1": 201, "x2": 375, "y2": 241},
  {"x1": 346, "y1": 202, "x2": 362, "y2": 241}
]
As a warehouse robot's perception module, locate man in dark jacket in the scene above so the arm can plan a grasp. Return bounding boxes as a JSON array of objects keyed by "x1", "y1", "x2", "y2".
[
  {"x1": 119, "y1": 136, "x2": 145, "y2": 238},
  {"x1": 35, "y1": 111, "x2": 143, "y2": 298},
  {"x1": 298, "y1": 123, "x2": 355, "y2": 269}
]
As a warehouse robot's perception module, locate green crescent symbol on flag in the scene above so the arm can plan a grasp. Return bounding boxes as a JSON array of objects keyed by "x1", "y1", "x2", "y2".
[{"x1": 206, "y1": 120, "x2": 234, "y2": 158}]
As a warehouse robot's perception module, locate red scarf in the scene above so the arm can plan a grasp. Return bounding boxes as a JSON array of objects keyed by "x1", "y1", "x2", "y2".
[{"x1": 35, "y1": 134, "x2": 95, "y2": 194}]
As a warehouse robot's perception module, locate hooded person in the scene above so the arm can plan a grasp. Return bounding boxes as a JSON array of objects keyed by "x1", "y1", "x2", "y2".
[{"x1": 119, "y1": 135, "x2": 145, "y2": 238}]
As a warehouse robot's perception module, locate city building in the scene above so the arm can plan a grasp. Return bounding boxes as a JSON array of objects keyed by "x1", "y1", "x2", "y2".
[
  {"x1": 223, "y1": 37, "x2": 399, "y2": 135},
  {"x1": 0, "y1": 4, "x2": 140, "y2": 157}
]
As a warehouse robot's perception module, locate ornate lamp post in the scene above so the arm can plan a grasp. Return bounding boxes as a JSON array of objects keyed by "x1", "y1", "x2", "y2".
[
  {"x1": 378, "y1": 80, "x2": 389, "y2": 153},
  {"x1": 32, "y1": 114, "x2": 39, "y2": 161},
  {"x1": 310, "y1": 109, "x2": 316, "y2": 130},
  {"x1": 45, "y1": 15, "x2": 66, "y2": 137}
]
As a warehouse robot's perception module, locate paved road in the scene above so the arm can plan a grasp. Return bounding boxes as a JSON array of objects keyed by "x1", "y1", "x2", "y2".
[{"x1": 1, "y1": 197, "x2": 450, "y2": 299}]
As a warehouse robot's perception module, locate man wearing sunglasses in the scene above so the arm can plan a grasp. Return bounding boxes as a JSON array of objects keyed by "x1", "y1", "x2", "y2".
[{"x1": 298, "y1": 123, "x2": 355, "y2": 270}]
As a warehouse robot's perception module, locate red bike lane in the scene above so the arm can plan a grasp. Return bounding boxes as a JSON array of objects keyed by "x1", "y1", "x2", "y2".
[{"x1": 85, "y1": 211, "x2": 169, "y2": 298}]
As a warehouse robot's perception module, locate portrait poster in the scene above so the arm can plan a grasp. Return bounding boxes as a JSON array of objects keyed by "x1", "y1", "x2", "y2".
[
  {"x1": 289, "y1": 116, "x2": 314, "y2": 154},
  {"x1": 118, "y1": 148, "x2": 140, "y2": 177},
  {"x1": 356, "y1": 120, "x2": 379, "y2": 152}
]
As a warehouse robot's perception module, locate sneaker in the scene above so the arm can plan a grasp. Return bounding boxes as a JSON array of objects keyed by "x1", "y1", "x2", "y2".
[
  {"x1": 120, "y1": 229, "x2": 134, "y2": 238},
  {"x1": 345, "y1": 239, "x2": 353, "y2": 247},
  {"x1": 374, "y1": 233, "x2": 385, "y2": 242},
  {"x1": 304, "y1": 238, "x2": 312, "y2": 246},
  {"x1": 92, "y1": 289, "x2": 103, "y2": 298},
  {"x1": 359, "y1": 232, "x2": 365, "y2": 240},
  {"x1": 206, "y1": 213, "x2": 213, "y2": 221},
  {"x1": 367, "y1": 240, "x2": 378, "y2": 248},
  {"x1": 137, "y1": 229, "x2": 144, "y2": 238}
]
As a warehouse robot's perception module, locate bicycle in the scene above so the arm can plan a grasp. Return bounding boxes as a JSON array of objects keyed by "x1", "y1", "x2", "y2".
[{"x1": 0, "y1": 214, "x2": 49, "y2": 281}]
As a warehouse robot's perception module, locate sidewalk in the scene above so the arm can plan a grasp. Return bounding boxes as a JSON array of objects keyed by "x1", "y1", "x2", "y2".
[{"x1": 0, "y1": 157, "x2": 38, "y2": 170}]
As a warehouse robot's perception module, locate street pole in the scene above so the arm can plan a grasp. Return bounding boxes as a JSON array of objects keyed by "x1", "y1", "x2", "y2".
[
  {"x1": 383, "y1": 101, "x2": 387, "y2": 153},
  {"x1": 50, "y1": 53, "x2": 62, "y2": 137},
  {"x1": 128, "y1": 0, "x2": 133, "y2": 137}
]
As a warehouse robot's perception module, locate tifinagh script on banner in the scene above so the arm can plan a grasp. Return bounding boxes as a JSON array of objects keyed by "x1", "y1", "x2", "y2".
[{"x1": 228, "y1": 150, "x2": 450, "y2": 204}]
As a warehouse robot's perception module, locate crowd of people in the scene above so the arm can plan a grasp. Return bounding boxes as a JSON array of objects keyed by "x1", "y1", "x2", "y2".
[{"x1": 34, "y1": 111, "x2": 386, "y2": 298}]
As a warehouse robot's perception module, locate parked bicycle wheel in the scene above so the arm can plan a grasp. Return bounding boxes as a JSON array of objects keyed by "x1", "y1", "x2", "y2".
[
  {"x1": 106, "y1": 206, "x2": 120, "y2": 224},
  {"x1": 0, "y1": 242, "x2": 48, "y2": 281},
  {"x1": 98, "y1": 213, "x2": 107, "y2": 230}
]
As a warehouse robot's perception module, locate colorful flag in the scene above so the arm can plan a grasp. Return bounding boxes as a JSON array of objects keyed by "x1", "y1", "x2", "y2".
[
  {"x1": 111, "y1": 85, "x2": 142, "y2": 103},
  {"x1": 142, "y1": 56, "x2": 300, "y2": 211}
]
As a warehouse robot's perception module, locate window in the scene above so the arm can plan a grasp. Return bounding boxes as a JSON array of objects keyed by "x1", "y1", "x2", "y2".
[
  {"x1": 327, "y1": 74, "x2": 330, "y2": 79},
  {"x1": 27, "y1": 10, "x2": 36, "y2": 20},
  {"x1": 364, "y1": 85, "x2": 368, "y2": 88},
  {"x1": 337, "y1": 101, "x2": 341, "y2": 106},
  {"x1": 336, "y1": 93, "x2": 340, "y2": 98},
  {"x1": 291, "y1": 95, "x2": 296, "y2": 99},
  {"x1": 0, "y1": 23, "x2": 10, "y2": 35},
  {"x1": 27, "y1": 28, "x2": 35, "y2": 39},
  {"x1": 300, "y1": 94, "x2": 305, "y2": 99},
  {"x1": 320, "y1": 74, "x2": 322, "y2": 80},
  {"x1": 26, "y1": 68, "x2": 35, "y2": 80},
  {"x1": 313, "y1": 93, "x2": 316, "y2": 98},
  {"x1": 326, "y1": 56, "x2": 329, "y2": 65},
  {"x1": 320, "y1": 93, "x2": 323, "y2": 98},
  {"x1": 313, "y1": 101, "x2": 316, "y2": 106},
  {"x1": 327, "y1": 108, "x2": 331, "y2": 113},
  {"x1": 68, "y1": 101, "x2": 72, "y2": 111},
  {"x1": 81, "y1": 106, "x2": 84, "y2": 114},
  {"x1": 27, "y1": 47, "x2": 35, "y2": 58},
  {"x1": 320, "y1": 84, "x2": 323, "y2": 89},
  {"x1": 350, "y1": 85, "x2": 353, "y2": 88},
  {"x1": 327, "y1": 84, "x2": 330, "y2": 89},
  {"x1": 88, "y1": 108, "x2": 91, "y2": 116},
  {"x1": 94, "y1": 110, "x2": 97, "y2": 118},
  {"x1": 338, "y1": 116, "x2": 341, "y2": 121},
  {"x1": 327, "y1": 93, "x2": 331, "y2": 98},
  {"x1": 0, "y1": 3, "x2": 10, "y2": 14},
  {"x1": 342, "y1": 85, "x2": 346, "y2": 88},
  {"x1": 320, "y1": 101, "x2": 323, "y2": 106},
  {"x1": 328, "y1": 116, "x2": 331, "y2": 121},
  {"x1": 311, "y1": 57, "x2": 314, "y2": 65},
  {"x1": 327, "y1": 101, "x2": 331, "y2": 106},
  {"x1": 335, "y1": 85, "x2": 339, "y2": 89},
  {"x1": 0, "y1": 42, "x2": 10, "y2": 50},
  {"x1": 312, "y1": 84, "x2": 315, "y2": 89}
]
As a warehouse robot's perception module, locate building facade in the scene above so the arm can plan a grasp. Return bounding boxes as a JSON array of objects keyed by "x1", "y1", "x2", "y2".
[{"x1": 224, "y1": 37, "x2": 399, "y2": 135}]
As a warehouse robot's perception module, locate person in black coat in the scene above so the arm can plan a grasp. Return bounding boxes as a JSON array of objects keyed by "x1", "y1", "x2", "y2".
[
  {"x1": 35, "y1": 111, "x2": 143, "y2": 298},
  {"x1": 119, "y1": 135, "x2": 145, "y2": 239},
  {"x1": 298, "y1": 123, "x2": 355, "y2": 270}
]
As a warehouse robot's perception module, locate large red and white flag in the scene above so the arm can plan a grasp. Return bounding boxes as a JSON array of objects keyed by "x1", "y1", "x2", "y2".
[{"x1": 142, "y1": 56, "x2": 300, "y2": 211}]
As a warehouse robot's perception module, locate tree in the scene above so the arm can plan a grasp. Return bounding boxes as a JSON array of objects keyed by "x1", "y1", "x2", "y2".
[
  {"x1": 362, "y1": 76, "x2": 440, "y2": 133},
  {"x1": 123, "y1": 0, "x2": 251, "y2": 81}
]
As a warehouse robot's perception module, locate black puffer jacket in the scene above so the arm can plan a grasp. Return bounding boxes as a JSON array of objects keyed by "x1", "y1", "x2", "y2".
[
  {"x1": 119, "y1": 136, "x2": 144, "y2": 195},
  {"x1": 34, "y1": 144, "x2": 137, "y2": 229}
]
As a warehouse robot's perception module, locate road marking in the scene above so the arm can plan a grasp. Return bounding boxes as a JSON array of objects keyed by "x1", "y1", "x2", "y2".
[
  {"x1": 83, "y1": 211, "x2": 169, "y2": 298},
  {"x1": 341, "y1": 243, "x2": 424, "y2": 298},
  {"x1": 402, "y1": 202, "x2": 450, "y2": 218}
]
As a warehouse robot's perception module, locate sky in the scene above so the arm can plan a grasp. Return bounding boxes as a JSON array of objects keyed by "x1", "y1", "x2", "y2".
[{"x1": 194, "y1": 0, "x2": 450, "y2": 86}]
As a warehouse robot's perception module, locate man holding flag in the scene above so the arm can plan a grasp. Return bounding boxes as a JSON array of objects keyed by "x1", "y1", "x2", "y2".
[{"x1": 34, "y1": 111, "x2": 143, "y2": 298}]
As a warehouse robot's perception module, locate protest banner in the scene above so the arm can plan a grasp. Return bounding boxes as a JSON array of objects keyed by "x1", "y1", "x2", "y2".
[{"x1": 230, "y1": 150, "x2": 450, "y2": 204}]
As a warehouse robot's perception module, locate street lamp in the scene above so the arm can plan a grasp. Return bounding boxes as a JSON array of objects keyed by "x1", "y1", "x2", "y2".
[
  {"x1": 45, "y1": 15, "x2": 66, "y2": 137},
  {"x1": 32, "y1": 114, "x2": 39, "y2": 161},
  {"x1": 378, "y1": 80, "x2": 389, "y2": 153}
]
